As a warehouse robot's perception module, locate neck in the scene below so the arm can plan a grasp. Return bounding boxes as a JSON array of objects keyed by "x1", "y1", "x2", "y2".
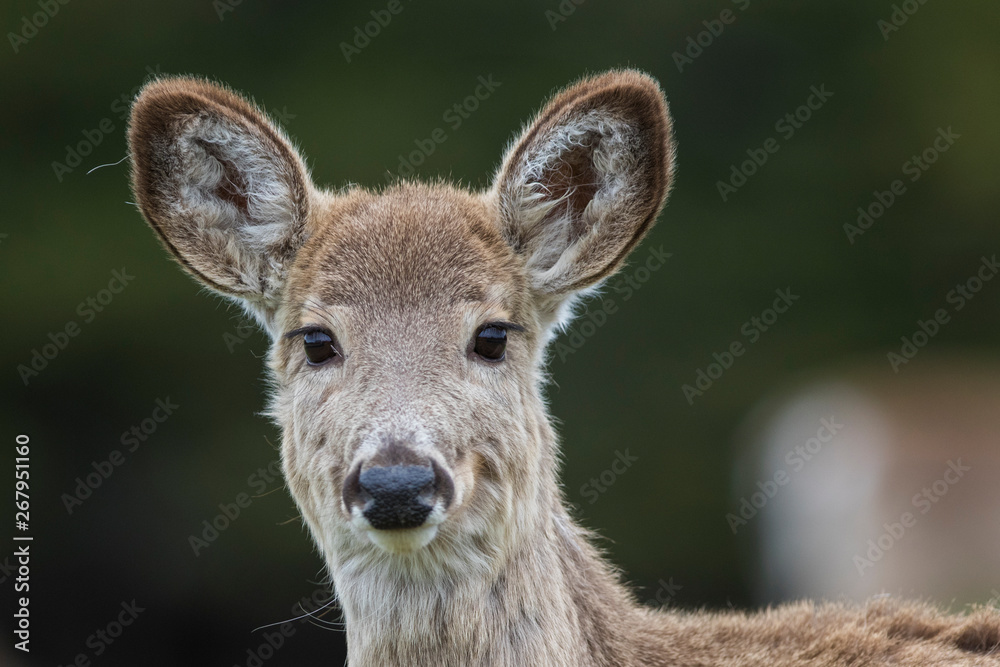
[{"x1": 330, "y1": 493, "x2": 645, "y2": 666}]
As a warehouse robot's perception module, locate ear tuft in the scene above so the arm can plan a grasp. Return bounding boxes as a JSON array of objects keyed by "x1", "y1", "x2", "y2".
[
  {"x1": 128, "y1": 77, "x2": 312, "y2": 321},
  {"x1": 493, "y1": 69, "x2": 674, "y2": 297}
]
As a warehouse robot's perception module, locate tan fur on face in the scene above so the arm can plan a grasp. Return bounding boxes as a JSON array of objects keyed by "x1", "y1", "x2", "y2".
[
  {"x1": 129, "y1": 70, "x2": 1000, "y2": 666},
  {"x1": 269, "y1": 182, "x2": 548, "y2": 587}
]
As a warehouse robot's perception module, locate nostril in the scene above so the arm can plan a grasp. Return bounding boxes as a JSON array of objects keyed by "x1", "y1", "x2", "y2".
[
  {"x1": 342, "y1": 463, "x2": 364, "y2": 514},
  {"x1": 357, "y1": 465, "x2": 435, "y2": 530},
  {"x1": 431, "y1": 459, "x2": 455, "y2": 511}
]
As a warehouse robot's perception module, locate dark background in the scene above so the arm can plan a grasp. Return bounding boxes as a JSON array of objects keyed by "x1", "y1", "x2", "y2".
[{"x1": 2, "y1": 1, "x2": 999, "y2": 665}]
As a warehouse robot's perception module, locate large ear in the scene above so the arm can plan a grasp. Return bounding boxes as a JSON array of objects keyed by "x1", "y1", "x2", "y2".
[
  {"x1": 128, "y1": 76, "x2": 312, "y2": 331},
  {"x1": 492, "y1": 69, "x2": 674, "y2": 301}
]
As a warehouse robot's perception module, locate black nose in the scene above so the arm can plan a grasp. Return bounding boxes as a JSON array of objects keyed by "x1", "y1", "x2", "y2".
[{"x1": 355, "y1": 465, "x2": 436, "y2": 530}]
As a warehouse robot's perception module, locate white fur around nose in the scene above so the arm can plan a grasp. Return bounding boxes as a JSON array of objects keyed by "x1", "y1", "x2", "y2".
[{"x1": 365, "y1": 524, "x2": 440, "y2": 554}]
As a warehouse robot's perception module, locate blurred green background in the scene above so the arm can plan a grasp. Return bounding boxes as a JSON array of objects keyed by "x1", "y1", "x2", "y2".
[{"x1": 2, "y1": 1, "x2": 999, "y2": 664}]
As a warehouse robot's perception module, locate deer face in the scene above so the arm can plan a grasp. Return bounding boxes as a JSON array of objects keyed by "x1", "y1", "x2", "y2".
[
  {"x1": 128, "y1": 71, "x2": 672, "y2": 572},
  {"x1": 271, "y1": 187, "x2": 541, "y2": 559}
]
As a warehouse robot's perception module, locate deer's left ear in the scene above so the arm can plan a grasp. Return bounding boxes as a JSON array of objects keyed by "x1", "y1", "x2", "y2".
[{"x1": 492, "y1": 70, "x2": 674, "y2": 298}]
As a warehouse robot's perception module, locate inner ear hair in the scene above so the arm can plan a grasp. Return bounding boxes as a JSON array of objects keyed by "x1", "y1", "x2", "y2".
[
  {"x1": 128, "y1": 77, "x2": 312, "y2": 313},
  {"x1": 493, "y1": 69, "x2": 675, "y2": 297}
]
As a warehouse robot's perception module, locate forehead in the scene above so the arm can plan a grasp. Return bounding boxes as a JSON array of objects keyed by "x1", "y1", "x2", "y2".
[{"x1": 285, "y1": 184, "x2": 521, "y2": 317}]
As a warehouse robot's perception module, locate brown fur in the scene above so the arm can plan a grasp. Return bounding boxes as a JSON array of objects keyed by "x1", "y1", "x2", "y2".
[{"x1": 128, "y1": 70, "x2": 1000, "y2": 665}]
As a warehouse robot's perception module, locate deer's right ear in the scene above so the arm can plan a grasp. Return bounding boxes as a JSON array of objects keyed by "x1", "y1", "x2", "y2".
[
  {"x1": 128, "y1": 77, "x2": 311, "y2": 328},
  {"x1": 492, "y1": 70, "x2": 674, "y2": 302}
]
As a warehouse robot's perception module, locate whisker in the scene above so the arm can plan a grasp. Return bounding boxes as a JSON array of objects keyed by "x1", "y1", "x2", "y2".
[
  {"x1": 87, "y1": 154, "x2": 129, "y2": 175},
  {"x1": 250, "y1": 591, "x2": 341, "y2": 633}
]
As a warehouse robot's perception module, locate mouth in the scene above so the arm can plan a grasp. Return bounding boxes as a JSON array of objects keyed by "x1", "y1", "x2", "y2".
[{"x1": 364, "y1": 523, "x2": 440, "y2": 553}]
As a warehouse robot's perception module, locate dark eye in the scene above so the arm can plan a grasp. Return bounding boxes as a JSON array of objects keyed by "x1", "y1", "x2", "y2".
[
  {"x1": 303, "y1": 329, "x2": 339, "y2": 365},
  {"x1": 473, "y1": 325, "x2": 507, "y2": 362}
]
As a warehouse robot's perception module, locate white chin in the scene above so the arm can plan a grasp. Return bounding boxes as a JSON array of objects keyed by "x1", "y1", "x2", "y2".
[{"x1": 366, "y1": 525, "x2": 439, "y2": 553}]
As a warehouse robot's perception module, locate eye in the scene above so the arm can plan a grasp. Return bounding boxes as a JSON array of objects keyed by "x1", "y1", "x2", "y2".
[
  {"x1": 303, "y1": 329, "x2": 339, "y2": 365},
  {"x1": 473, "y1": 325, "x2": 507, "y2": 362}
]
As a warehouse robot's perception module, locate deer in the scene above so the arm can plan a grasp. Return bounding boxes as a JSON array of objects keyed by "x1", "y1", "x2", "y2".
[{"x1": 127, "y1": 69, "x2": 1000, "y2": 666}]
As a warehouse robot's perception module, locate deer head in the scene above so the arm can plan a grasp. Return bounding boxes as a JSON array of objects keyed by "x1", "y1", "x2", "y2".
[{"x1": 129, "y1": 70, "x2": 673, "y2": 583}]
